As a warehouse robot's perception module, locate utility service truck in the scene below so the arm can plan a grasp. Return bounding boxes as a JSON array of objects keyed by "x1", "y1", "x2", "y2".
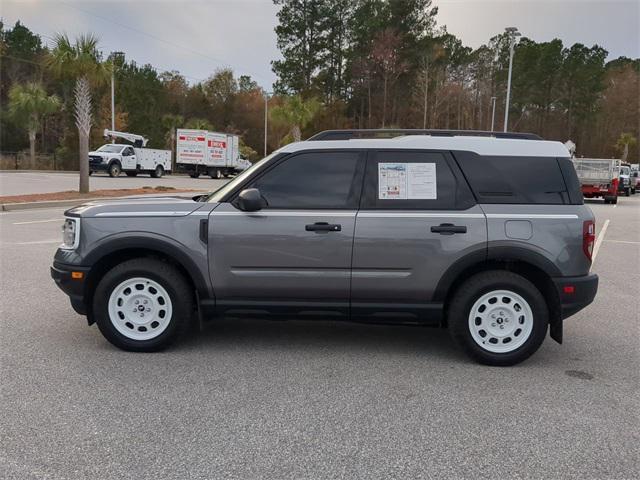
[
  {"x1": 571, "y1": 158, "x2": 621, "y2": 204},
  {"x1": 176, "y1": 129, "x2": 240, "y2": 179},
  {"x1": 89, "y1": 130, "x2": 172, "y2": 178}
]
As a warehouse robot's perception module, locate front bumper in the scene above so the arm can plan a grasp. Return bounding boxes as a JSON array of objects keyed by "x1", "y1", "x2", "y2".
[
  {"x1": 89, "y1": 159, "x2": 109, "y2": 172},
  {"x1": 553, "y1": 273, "x2": 599, "y2": 320},
  {"x1": 51, "y1": 262, "x2": 90, "y2": 315}
]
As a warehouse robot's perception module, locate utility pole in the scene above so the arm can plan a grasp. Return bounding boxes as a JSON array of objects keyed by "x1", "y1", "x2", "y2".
[
  {"x1": 110, "y1": 70, "x2": 115, "y2": 139},
  {"x1": 490, "y1": 96, "x2": 497, "y2": 132},
  {"x1": 503, "y1": 27, "x2": 520, "y2": 132}
]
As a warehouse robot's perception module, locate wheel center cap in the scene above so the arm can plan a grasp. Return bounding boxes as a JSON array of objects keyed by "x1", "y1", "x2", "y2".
[{"x1": 137, "y1": 305, "x2": 145, "y2": 312}]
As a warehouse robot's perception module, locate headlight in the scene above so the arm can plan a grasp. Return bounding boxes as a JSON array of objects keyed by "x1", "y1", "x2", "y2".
[{"x1": 61, "y1": 218, "x2": 80, "y2": 250}]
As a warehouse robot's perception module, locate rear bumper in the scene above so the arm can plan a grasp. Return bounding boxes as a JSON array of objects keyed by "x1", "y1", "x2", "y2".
[
  {"x1": 553, "y1": 273, "x2": 599, "y2": 320},
  {"x1": 51, "y1": 262, "x2": 90, "y2": 315},
  {"x1": 581, "y1": 185, "x2": 614, "y2": 197}
]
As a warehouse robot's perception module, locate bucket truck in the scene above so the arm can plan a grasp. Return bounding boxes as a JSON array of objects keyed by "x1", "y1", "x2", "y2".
[{"x1": 88, "y1": 129, "x2": 172, "y2": 178}]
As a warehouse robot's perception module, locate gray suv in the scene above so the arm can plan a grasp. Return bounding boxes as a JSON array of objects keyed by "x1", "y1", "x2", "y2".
[{"x1": 51, "y1": 130, "x2": 599, "y2": 365}]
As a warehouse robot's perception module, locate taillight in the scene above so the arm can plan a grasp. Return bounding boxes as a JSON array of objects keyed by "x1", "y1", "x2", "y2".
[{"x1": 583, "y1": 220, "x2": 595, "y2": 260}]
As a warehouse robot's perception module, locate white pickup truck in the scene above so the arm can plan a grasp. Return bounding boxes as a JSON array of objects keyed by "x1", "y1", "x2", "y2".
[{"x1": 89, "y1": 144, "x2": 172, "y2": 178}]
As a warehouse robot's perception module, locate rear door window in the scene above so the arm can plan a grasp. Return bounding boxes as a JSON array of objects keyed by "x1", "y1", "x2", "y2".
[
  {"x1": 454, "y1": 152, "x2": 570, "y2": 204},
  {"x1": 361, "y1": 150, "x2": 474, "y2": 210}
]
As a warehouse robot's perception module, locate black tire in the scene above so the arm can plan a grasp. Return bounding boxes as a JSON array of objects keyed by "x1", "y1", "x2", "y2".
[
  {"x1": 625, "y1": 188, "x2": 630, "y2": 197},
  {"x1": 93, "y1": 258, "x2": 193, "y2": 352},
  {"x1": 611, "y1": 196, "x2": 618, "y2": 204},
  {"x1": 89, "y1": 171, "x2": 93, "y2": 176},
  {"x1": 448, "y1": 271, "x2": 549, "y2": 366},
  {"x1": 189, "y1": 172, "x2": 200, "y2": 179},
  {"x1": 125, "y1": 171, "x2": 137, "y2": 177},
  {"x1": 603, "y1": 198, "x2": 610, "y2": 204},
  {"x1": 150, "y1": 165, "x2": 164, "y2": 178},
  {"x1": 108, "y1": 161, "x2": 121, "y2": 177}
]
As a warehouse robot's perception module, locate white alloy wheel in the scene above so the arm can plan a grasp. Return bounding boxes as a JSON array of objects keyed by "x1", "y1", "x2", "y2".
[
  {"x1": 107, "y1": 277, "x2": 173, "y2": 341},
  {"x1": 468, "y1": 289, "x2": 534, "y2": 353}
]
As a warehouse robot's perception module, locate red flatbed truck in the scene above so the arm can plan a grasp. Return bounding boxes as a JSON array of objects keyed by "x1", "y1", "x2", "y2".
[{"x1": 571, "y1": 158, "x2": 621, "y2": 204}]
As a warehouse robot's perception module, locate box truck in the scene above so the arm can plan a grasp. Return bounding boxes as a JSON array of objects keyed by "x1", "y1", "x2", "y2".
[{"x1": 176, "y1": 129, "x2": 240, "y2": 179}]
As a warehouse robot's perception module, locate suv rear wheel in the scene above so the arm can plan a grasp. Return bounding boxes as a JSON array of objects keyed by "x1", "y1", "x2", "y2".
[
  {"x1": 448, "y1": 271, "x2": 548, "y2": 366},
  {"x1": 93, "y1": 258, "x2": 193, "y2": 351}
]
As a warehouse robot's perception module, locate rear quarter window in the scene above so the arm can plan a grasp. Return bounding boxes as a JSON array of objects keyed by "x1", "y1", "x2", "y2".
[{"x1": 453, "y1": 152, "x2": 571, "y2": 204}]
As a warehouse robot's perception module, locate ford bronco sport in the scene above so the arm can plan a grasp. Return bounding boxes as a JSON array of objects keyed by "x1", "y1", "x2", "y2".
[{"x1": 51, "y1": 129, "x2": 598, "y2": 365}]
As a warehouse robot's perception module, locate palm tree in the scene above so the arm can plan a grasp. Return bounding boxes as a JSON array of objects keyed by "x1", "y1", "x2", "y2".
[
  {"x1": 48, "y1": 34, "x2": 108, "y2": 193},
  {"x1": 8, "y1": 82, "x2": 61, "y2": 167},
  {"x1": 185, "y1": 117, "x2": 213, "y2": 130},
  {"x1": 270, "y1": 95, "x2": 320, "y2": 143},
  {"x1": 162, "y1": 114, "x2": 184, "y2": 171},
  {"x1": 615, "y1": 133, "x2": 637, "y2": 162}
]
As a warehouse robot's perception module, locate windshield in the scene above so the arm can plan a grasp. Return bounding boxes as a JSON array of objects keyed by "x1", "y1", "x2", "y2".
[
  {"x1": 97, "y1": 144, "x2": 124, "y2": 153},
  {"x1": 620, "y1": 167, "x2": 630, "y2": 176},
  {"x1": 207, "y1": 152, "x2": 279, "y2": 202}
]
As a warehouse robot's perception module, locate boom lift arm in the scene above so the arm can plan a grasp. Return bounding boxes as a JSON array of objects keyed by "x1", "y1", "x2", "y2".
[{"x1": 103, "y1": 129, "x2": 149, "y2": 147}]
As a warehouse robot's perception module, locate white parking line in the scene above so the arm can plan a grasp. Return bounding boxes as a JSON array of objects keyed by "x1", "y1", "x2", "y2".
[
  {"x1": 12, "y1": 219, "x2": 60, "y2": 225},
  {"x1": 591, "y1": 218, "x2": 610, "y2": 265},
  {"x1": 604, "y1": 239, "x2": 640, "y2": 245},
  {"x1": 12, "y1": 239, "x2": 60, "y2": 245}
]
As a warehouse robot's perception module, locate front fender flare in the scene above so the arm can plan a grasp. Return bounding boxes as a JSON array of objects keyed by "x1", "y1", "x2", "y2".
[{"x1": 82, "y1": 232, "x2": 210, "y2": 296}]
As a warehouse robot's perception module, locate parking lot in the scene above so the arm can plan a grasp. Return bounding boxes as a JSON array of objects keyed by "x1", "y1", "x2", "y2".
[{"x1": 1, "y1": 193, "x2": 638, "y2": 479}]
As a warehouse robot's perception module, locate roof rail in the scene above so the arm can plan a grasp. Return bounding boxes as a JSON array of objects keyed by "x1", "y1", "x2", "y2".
[{"x1": 307, "y1": 129, "x2": 543, "y2": 141}]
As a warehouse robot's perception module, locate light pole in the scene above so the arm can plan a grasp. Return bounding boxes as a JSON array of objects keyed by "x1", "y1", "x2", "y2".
[
  {"x1": 490, "y1": 96, "x2": 497, "y2": 132},
  {"x1": 263, "y1": 91, "x2": 273, "y2": 157},
  {"x1": 110, "y1": 52, "x2": 124, "y2": 140},
  {"x1": 503, "y1": 27, "x2": 520, "y2": 132}
]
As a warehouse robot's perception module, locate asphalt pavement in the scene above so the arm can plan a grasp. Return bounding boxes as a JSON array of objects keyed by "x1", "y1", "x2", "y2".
[
  {"x1": 0, "y1": 195, "x2": 638, "y2": 479},
  {"x1": 0, "y1": 171, "x2": 226, "y2": 197}
]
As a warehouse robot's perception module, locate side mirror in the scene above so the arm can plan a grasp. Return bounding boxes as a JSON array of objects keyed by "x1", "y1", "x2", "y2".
[{"x1": 237, "y1": 188, "x2": 265, "y2": 212}]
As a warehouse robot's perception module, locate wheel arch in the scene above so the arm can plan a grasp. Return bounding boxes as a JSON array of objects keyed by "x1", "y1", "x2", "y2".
[
  {"x1": 436, "y1": 247, "x2": 562, "y2": 343},
  {"x1": 82, "y1": 236, "x2": 210, "y2": 323}
]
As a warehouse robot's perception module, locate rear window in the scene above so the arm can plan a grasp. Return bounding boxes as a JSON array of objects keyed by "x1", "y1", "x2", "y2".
[{"x1": 454, "y1": 152, "x2": 571, "y2": 204}]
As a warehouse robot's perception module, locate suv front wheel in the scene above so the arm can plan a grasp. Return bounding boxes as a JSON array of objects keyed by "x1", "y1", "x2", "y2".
[
  {"x1": 448, "y1": 271, "x2": 548, "y2": 366},
  {"x1": 93, "y1": 258, "x2": 193, "y2": 351}
]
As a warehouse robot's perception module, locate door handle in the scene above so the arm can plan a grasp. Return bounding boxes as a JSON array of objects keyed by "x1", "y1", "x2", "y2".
[
  {"x1": 430, "y1": 223, "x2": 467, "y2": 235},
  {"x1": 305, "y1": 222, "x2": 341, "y2": 232}
]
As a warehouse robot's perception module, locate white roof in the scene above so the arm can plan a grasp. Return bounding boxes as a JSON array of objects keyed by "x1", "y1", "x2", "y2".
[{"x1": 278, "y1": 135, "x2": 570, "y2": 158}]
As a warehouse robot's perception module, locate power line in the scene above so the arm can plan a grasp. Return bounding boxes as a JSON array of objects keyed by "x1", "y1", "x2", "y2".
[{"x1": 59, "y1": 1, "x2": 271, "y2": 85}]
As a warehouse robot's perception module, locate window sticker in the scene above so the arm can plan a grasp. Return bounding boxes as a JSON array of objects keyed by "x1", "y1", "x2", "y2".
[
  {"x1": 378, "y1": 163, "x2": 407, "y2": 199},
  {"x1": 378, "y1": 162, "x2": 437, "y2": 200}
]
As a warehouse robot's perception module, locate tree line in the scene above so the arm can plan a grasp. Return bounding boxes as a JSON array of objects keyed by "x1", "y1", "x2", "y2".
[
  {"x1": 272, "y1": 0, "x2": 638, "y2": 160},
  {"x1": 1, "y1": 3, "x2": 638, "y2": 184}
]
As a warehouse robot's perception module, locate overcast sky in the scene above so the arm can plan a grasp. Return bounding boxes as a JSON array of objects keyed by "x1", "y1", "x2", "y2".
[{"x1": 2, "y1": 0, "x2": 639, "y2": 88}]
